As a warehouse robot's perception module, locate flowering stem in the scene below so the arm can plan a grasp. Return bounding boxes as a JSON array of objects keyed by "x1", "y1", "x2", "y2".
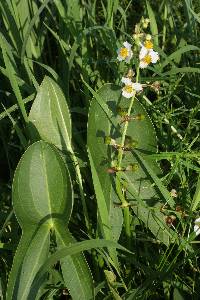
[
  {"x1": 115, "y1": 65, "x2": 140, "y2": 246},
  {"x1": 117, "y1": 66, "x2": 140, "y2": 167}
]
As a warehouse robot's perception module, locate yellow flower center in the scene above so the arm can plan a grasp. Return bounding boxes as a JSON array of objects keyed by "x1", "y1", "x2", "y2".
[
  {"x1": 123, "y1": 85, "x2": 133, "y2": 93},
  {"x1": 119, "y1": 47, "x2": 129, "y2": 58},
  {"x1": 143, "y1": 54, "x2": 152, "y2": 64},
  {"x1": 144, "y1": 40, "x2": 153, "y2": 49}
]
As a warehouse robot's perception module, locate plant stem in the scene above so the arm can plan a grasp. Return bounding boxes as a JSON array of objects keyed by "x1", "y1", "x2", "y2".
[
  {"x1": 117, "y1": 66, "x2": 140, "y2": 167},
  {"x1": 116, "y1": 66, "x2": 140, "y2": 246}
]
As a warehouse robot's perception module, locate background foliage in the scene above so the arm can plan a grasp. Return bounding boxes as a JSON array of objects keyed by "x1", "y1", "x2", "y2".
[{"x1": 0, "y1": 0, "x2": 200, "y2": 299}]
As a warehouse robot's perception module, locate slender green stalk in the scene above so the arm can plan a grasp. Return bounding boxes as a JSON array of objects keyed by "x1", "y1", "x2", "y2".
[
  {"x1": 117, "y1": 66, "x2": 140, "y2": 167},
  {"x1": 116, "y1": 66, "x2": 140, "y2": 245}
]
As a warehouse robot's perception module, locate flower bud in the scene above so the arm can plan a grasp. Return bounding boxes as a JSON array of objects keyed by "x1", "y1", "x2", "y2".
[
  {"x1": 146, "y1": 33, "x2": 152, "y2": 40},
  {"x1": 104, "y1": 136, "x2": 115, "y2": 146},
  {"x1": 171, "y1": 189, "x2": 178, "y2": 198},
  {"x1": 126, "y1": 68, "x2": 135, "y2": 78},
  {"x1": 142, "y1": 18, "x2": 150, "y2": 29},
  {"x1": 165, "y1": 215, "x2": 176, "y2": 227},
  {"x1": 151, "y1": 81, "x2": 161, "y2": 92},
  {"x1": 125, "y1": 163, "x2": 139, "y2": 172}
]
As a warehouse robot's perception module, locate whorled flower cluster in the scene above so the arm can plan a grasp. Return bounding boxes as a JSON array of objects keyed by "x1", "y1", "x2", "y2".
[{"x1": 117, "y1": 37, "x2": 159, "y2": 98}]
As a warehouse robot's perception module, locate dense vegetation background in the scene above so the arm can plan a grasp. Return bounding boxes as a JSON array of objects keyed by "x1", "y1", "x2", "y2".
[{"x1": 0, "y1": 0, "x2": 200, "y2": 299}]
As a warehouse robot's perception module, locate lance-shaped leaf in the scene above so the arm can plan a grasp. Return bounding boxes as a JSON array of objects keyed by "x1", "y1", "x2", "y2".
[{"x1": 87, "y1": 84, "x2": 177, "y2": 246}]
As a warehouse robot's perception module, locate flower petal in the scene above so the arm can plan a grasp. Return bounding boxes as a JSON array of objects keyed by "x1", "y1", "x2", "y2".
[
  {"x1": 195, "y1": 217, "x2": 200, "y2": 223},
  {"x1": 139, "y1": 46, "x2": 148, "y2": 60},
  {"x1": 123, "y1": 41, "x2": 132, "y2": 49},
  {"x1": 149, "y1": 50, "x2": 159, "y2": 63},
  {"x1": 125, "y1": 51, "x2": 133, "y2": 62},
  {"x1": 122, "y1": 90, "x2": 134, "y2": 98},
  {"x1": 139, "y1": 61, "x2": 148, "y2": 69},
  {"x1": 133, "y1": 83, "x2": 143, "y2": 92},
  {"x1": 194, "y1": 225, "x2": 200, "y2": 236},
  {"x1": 121, "y1": 77, "x2": 132, "y2": 85},
  {"x1": 117, "y1": 55, "x2": 123, "y2": 61}
]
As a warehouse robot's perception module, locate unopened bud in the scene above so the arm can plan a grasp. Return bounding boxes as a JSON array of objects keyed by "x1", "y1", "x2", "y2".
[
  {"x1": 126, "y1": 68, "x2": 135, "y2": 78},
  {"x1": 170, "y1": 189, "x2": 178, "y2": 198},
  {"x1": 142, "y1": 18, "x2": 150, "y2": 29},
  {"x1": 151, "y1": 81, "x2": 161, "y2": 92},
  {"x1": 165, "y1": 215, "x2": 176, "y2": 227},
  {"x1": 104, "y1": 136, "x2": 115, "y2": 146},
  {"x1": 175, "y1": 205, "x2": 182, "y2": 212},
  {"x1": 125, "y1": 163, "x2": 139, "y2": 172},
  {"x1": 134, "y1": 24, "x2": 140, "y2": 35},
  {"x1": 146, "y1": 33, "x2": 152, "y2": 40}
]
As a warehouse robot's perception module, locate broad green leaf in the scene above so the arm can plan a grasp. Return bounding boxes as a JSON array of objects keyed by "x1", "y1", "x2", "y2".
[
  {"x1": 29, "y1": 75, "x2": 90, "y2": 231},
  {"x1": 13, "y1": 141, "x2": 73, "y2": 226},
  {"x1": 87, "y1": 84, "x2": 123, "y2": 244},
  {"x1": 29, "y1": 76, "x2": 72, "y2": 153},
  {"x1": 7, "y1": 141, "x2": 73, "y2": 300},
  {"x1": 87, "y1": 84, "x2": 176, "y2": 246}
]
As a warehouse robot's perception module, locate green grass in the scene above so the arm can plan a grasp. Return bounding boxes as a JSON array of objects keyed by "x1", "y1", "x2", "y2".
[{"x1": 0, "y1": 0, "x2": 200, "y2": 299}]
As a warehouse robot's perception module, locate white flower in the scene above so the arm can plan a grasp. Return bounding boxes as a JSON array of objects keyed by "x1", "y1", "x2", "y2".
[
  {"x1": 121, "y1": 77, "x2": 143, "y2": 98},
  {"x1": 139, "y1": 40, "x2": 159, "y2": 69},
  {"x1": 194, "y1": 217, "x2": 200, "y2": 236},
  {"x1": 117, "y1": 41, "x2": 133, "y2": 63},
  {"x1": 139, "y1": 49, "x2": 159, "y2": 69}
]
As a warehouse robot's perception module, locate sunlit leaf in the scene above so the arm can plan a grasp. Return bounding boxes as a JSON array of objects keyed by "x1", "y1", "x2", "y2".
[{"x1": 87, "y1": 84, "x2": 177, "y2": 246}]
